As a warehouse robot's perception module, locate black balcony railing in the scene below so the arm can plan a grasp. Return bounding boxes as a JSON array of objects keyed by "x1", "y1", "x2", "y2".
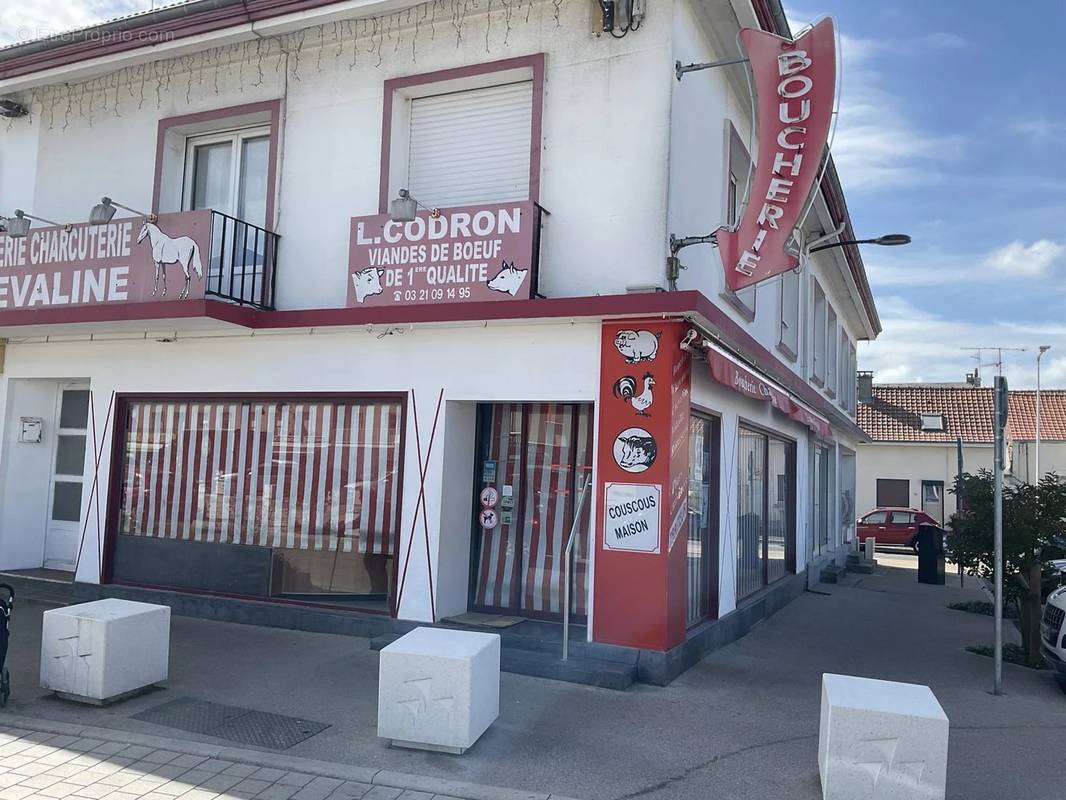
[{"x1": 205, "y1": 211, "x2": 278, "y2": 310}]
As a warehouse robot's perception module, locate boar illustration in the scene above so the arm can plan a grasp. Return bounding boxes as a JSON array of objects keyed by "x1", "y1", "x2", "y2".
[
  {"x1": 615, "y1": 433, "x2": 657, "y2": 472},
  {"x1": 487, "y1": 261, "x2": 529, "y2": 297},
  {"x1": 351, "y1": 267, "x2": 385, "y2": 303},
  {"x1": 614, "y1": 329, "x2": 660, "y2": 363}
]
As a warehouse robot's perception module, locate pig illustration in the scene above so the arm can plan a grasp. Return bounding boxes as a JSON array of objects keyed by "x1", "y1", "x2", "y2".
[
  {"x1": 614, "y1": 329, "x2": 660, "y2": 363},
  {"x1": 351, "y1": 267, "x2": 384, "y2": 303},
  {"x1": 486, "y1": 261, "x2": 529, "y2": 297}
]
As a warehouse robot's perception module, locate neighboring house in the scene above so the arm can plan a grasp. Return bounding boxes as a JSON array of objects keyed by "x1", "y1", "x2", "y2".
[
  {"x1": 0, "y1": 0, "x2": 877, "y2": 683},
  {"x1": 857, "y1": 380, "x2": 1066, "y2": 527},
  {"x1": 856, "y1": 378, "x2": 994, "y2": 524},
  {"x1": 1007, "y1": 391, "x2": 1066, "y2": 483}
]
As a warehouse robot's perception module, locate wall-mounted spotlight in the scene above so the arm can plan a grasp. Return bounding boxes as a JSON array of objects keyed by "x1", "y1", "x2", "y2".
[
  {"x1": 0, "y1": 99, "x2": 28, "y2": 119},
  {"x1": 89, "y1": 196, "x2": 156, "y2": 225},
  {"x1": 4, "y1": 210, "x2": 71, "y2": 238},
  {"x1": 389, "y1": 189, "x2": 440, "y2": 223}
]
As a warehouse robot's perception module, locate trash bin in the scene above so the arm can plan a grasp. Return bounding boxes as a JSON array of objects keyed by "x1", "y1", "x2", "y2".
[{"x1": 916, "y1": 523, "x2": 946, "y2": 585}]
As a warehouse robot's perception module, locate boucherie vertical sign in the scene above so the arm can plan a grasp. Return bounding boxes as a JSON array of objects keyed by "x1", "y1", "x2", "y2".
[
  {"x1": 0, "y1": 211, "x2": 211, "y2": 310},
  {"x1": 347, "y1": 202, "x2": 536, "y2": 307},
  {"x1": 718, "y1": 18, "x2": 836, "y2": 292}
]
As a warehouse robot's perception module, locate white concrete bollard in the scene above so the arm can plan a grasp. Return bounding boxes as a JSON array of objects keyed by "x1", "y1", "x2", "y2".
[
  {"x1": 819, "y1": 673, "x2": 949, "y2": 800},
  {"x1": 864, "y1": 537, "x2": 876, "y2": 561},
  {"x1": 41, "y1": 599, "x2": 170, "y2": 705},
  {"x1": 377, "y1": 627, "x2": 500, "y2": 754}
]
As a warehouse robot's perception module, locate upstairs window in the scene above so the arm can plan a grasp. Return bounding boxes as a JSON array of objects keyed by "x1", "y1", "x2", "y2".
[
  {"x1": 811, "y1": 280, "x2": 826, "y2": 385},
  {"x1": 184, "y1": 127, "x2": 270, "y2": 228},
  {"x1": 721, "y1": 122, "x2": 756, "y2": 320},
  {"x1": 826, "y1": 305, "x2": 838, "y2": 396},
  {"x1": 920, "y1": 414, "x2": 945, "y2": 432},
  {"x1": 382, "y1": 56, "x2": 543, "y2": 212},
  {"x1": 778, "y1": 269, "x2": 800, "y2": 360},
  {"x1": 407, "y1": 81, "x2": 533, "y2": 208}
]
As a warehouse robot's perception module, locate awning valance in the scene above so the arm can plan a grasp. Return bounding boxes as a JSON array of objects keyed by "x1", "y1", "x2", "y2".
[{"x1": 704, "y1": 345, "x2": 833, "y2": 441}]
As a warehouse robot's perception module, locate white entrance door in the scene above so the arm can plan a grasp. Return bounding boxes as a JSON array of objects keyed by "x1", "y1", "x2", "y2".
[{"x1": 44, "y1": 385, "x2": 91, "y2": 571}]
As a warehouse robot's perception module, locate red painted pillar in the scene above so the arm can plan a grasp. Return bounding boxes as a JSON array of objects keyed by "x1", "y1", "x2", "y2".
[{"x1": 593, "y1": 320, "x2": 691, "y2": 651}]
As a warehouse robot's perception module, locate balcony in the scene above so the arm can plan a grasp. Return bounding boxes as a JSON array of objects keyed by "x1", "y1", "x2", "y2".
[
  {"x1": 204, "y1": 211, "x2": 278, "y2": 310},
  {"x1": 0, "y1": 208, "x2": 278, "y2": 331}
]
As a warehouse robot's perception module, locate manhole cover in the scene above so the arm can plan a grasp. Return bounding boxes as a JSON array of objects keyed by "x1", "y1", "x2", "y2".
[{"x1": 133, "y1": 698, "x2": 329, "y2": 749}]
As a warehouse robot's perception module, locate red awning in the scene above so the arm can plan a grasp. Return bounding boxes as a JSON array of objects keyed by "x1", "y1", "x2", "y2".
[{"x1": 705, "y1": 348, "x2": 833, "y2": 440}]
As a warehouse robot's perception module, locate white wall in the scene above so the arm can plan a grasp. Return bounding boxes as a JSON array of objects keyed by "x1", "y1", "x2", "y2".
[
  {"x1": 434, "y1": 400, "x2": 477, "y2": 619},
  {"x1": 856, "y1": 441, "x2": 995, "y2": 522},
  {"x1": 0, "y1": 319, "x2": 601, "y2": 621},
  {"x1": 1010, "y1": 439, "x2": 1066, "y2": 485},
  {"x1": 10, "y1": 0, "x2": 675, "y2": 311}
]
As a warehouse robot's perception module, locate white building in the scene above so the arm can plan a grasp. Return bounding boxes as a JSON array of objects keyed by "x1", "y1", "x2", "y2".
[{"x1": 0, "y1": 0, "x2": 878, "y2": 684}]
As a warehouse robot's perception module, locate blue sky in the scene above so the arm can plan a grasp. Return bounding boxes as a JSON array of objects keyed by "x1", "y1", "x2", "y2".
[
  {"x1": 787, "y1": 2, "x2": 1066, "y2": 388},
  {"x1": 2, "y1": 2, "x2": 1064, "y2": 387}
]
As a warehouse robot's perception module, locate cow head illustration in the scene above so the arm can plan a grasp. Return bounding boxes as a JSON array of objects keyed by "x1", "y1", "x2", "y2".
[
  {"x1": 486, "y1": 261, "x2": 529, "y2": 297},
  {"x1": 351, "y1": 267, "x2": 385, "y2": 303}
]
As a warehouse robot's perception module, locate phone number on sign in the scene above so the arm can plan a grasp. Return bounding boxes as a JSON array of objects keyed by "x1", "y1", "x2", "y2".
[{"x1": 393, "y1": 286, "x2": 472, "y2": 303}]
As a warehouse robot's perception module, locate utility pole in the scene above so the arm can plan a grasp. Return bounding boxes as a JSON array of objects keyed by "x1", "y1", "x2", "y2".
[{"x1": 993, "y1": 375, "x2": 1008, "y2": 696}]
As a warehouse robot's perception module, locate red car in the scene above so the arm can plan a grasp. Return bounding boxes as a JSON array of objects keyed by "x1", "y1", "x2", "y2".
[{"x1": 856, "y1": 507, "x2": 939, "y2": 550}]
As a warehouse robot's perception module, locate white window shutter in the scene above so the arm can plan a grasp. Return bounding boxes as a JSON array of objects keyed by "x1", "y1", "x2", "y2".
[{"x1": 407, "y1": 81, "x2": 533, "y2": 209}]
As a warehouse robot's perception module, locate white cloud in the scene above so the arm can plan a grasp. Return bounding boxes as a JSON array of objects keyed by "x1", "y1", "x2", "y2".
[
  {"x1": 982, "y1": 239, "x2": 1064, "y2": 277},
  {"x1": 0, "y1": 0, "x2": 149, "y2": 47},
  {"x1": 860, "y1": 297, "x2": 1066, "y2": 389}
]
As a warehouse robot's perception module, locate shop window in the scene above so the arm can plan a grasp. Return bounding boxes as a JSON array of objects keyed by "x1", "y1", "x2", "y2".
[
  {"x1": 687, "y1": 414, "x2": 720, "y2": 626},
  {"x1": 381, "y1": 55, "x2": 543, "y2": 212},
  {"x1": 840, "y1": 448, "x2": 856, "y2": 544},
  {"x1": 720, "y1": 122, "x2": 756, "y2": 321},
  {"x1": 736, "y1": 426, "x2": 794, "y2": 601},
  {"x1": 111, "y1": 397, "x2": 403, "y2": 612},
  {"x1": 811, "y1": 281, "x2": 826, "y2": 385},
  {"x1": 812, "y1": 444, "x2": 830, "y2": 554}
]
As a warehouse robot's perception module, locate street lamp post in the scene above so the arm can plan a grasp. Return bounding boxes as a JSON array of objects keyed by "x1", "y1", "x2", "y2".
[
  {"x1": 1036, "y1": 345, "x2": 1051, "y2": 482},
  {"x1": 808, "y1": 233, "x2": 911, "y2": 253}
]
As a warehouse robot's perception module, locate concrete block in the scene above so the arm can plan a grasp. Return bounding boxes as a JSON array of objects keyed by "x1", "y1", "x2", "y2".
[
  {"x1": 819, "y1": 673, "x2": 948, "y2": 800},
  {"x1": 41, "y1": 599, "x2": 170, "y2": 704},
  {"x1": 377, "y1": 627, "x2": 500, "y2": 754},
  {"x1": 864, "y1": 537, "x2": 876, "y2": 561}
]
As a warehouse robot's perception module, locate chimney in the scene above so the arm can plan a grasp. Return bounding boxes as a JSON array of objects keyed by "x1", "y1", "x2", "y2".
[
  {"x1": 857, "y1": 371, "x2": 874, "y2": 404},
  {"x1": 965, "y1": 370, "x2": 981, "y2": 387}
]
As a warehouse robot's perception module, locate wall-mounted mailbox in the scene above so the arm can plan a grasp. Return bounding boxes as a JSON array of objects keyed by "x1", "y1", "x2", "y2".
[{"x1": 19, "y1": 417, "x2": 43, "y2": 443}]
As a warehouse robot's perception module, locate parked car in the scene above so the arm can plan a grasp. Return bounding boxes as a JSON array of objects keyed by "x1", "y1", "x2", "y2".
[
  {"x1": 856, "y1": 507, "x2": 939, "y2": 551},
  {"x1": 1041, "y1": 584, "x2": 1066, "y2": 691}
]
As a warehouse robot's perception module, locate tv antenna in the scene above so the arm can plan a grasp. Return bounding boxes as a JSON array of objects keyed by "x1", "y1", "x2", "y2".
[{"x1": 961, "y1": 346, "x2": 1026, "y2": 378}]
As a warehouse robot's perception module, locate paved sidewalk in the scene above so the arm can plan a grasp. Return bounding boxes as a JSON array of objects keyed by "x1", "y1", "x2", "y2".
[{"x1": 0, "y1": 717, "x2": 558, "y2": 800}]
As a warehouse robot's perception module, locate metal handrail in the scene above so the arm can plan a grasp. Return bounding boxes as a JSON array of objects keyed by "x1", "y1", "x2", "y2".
[{"x1": 562, "y1": 474, "x2": 592, "y2": 662}]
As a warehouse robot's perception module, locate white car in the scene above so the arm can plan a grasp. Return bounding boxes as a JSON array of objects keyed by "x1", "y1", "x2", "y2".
[{"x1": 1043, "y1": 584, "x2": 1066, "y2": 690}]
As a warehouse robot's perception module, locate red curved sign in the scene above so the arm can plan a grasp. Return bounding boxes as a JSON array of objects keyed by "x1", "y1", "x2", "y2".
[{"x1": 719, "y1": 18, "x2": 836, "y2": 292}]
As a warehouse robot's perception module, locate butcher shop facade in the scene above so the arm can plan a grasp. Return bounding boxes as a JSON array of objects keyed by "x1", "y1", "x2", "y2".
[{"x1": 0, "y1": 0, "x2": 877, "y2": 683}]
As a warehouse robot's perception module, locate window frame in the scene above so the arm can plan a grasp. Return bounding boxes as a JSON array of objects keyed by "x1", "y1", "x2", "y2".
[
  {"x1": 920, "y1": 413, "x2": 945, "y2": 431},
  {"x1": 826, "y1": 305, "x2": 838, "y2": 397},
  {"x1": 378, "y1": 54, "x2": 545, "y2": 213},
  {"x1": 152, "y1": 100, "x2": 281, "y2": 230},
  {"x1": 777, "y1": 269, "x2": 800, "y2": 361},
  {"x1": 811, "y1": 280, "x2": 827, "y2": 386},
  {"x1": 181, "y1": 125, "x2": 272, "y2": 223},
  {"x1": 720, "y1": 121, "x2": 756, "y2": 321}
]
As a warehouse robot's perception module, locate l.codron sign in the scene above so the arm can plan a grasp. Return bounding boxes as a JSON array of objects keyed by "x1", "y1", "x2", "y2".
[
  {"x1": 347, "y1": 202, "x2": 536, "y2": 307},
  {"x1": 0, "y1": 211, "x2": 211, "y2": 310}
]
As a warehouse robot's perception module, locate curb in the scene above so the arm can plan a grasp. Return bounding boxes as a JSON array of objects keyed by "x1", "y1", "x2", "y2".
[{"x1": 0, "y1": 714, "x2": 577, "y2": 800}]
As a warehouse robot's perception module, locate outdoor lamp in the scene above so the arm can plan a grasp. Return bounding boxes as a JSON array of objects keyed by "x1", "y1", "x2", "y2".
[
  {"x1": 4, "y1": 210, "x2": 71, "y2": 238},
  {"x1": 389, "y1": 189, "x2": 440, "y2": 223},
  {"x1": 809, "y1": 232, "x2": 911, "y2": 253},
  {"x1": 90, "y1": 197, "x2": 155, "y2": 225}
]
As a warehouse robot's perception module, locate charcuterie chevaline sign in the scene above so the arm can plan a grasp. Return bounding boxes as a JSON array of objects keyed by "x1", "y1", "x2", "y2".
[
  {"x1": 347, "y1": 201, "x2": 536, "y2": 307},
  {"x1": 0, "y1": 210, "x2": 211, "y2": 310}
]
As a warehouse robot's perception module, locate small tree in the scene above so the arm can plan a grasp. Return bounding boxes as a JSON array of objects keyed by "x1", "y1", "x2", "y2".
[{"x1": 948, "y1": 470, "x2": 1066, "y2": 667}]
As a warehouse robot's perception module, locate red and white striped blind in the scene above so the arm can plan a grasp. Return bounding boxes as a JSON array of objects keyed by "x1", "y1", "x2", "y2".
[{"x1": 118, "y1": 399, "x2": 403, "y2": 554}]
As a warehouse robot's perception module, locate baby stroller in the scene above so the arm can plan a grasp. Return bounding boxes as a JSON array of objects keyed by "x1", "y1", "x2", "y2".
[{"x1": 0, "y1": 585, "x2": 13, "y2": 706}]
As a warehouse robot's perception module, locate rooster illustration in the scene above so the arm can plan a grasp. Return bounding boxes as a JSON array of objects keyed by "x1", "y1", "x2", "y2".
[{"x1": 612, "y1": 372, "x2": 655, "y2": 416}]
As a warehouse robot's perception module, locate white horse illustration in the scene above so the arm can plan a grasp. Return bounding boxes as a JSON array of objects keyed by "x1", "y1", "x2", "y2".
[{"x1": 137, "y1": 222, "x2": 204, "y2": 300}]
